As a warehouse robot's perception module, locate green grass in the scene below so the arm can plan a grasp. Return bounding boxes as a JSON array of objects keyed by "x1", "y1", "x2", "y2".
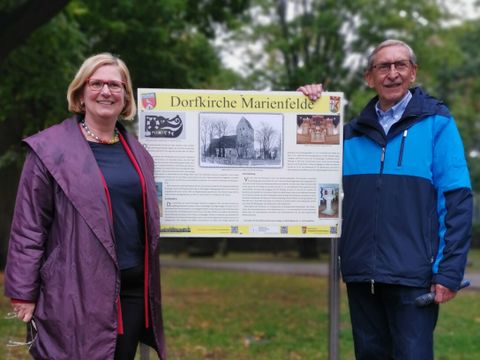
[
  {"x1": 1, "y1": 253, "x2": 479, "y2": 360},
  {"x1": 0, "y1": 274, "x2": 28, "y2": 360},
  {"x1": 160, "y1": 267, "x2": 480, "y2": 360},
  {"x1": 161, "y1": 268, "x2": 349, "y2": 359}
]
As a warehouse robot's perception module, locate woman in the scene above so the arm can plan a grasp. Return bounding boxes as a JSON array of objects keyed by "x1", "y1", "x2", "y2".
[{"x1": 5, "y1": 53, "x2": 166, "y2": 360}]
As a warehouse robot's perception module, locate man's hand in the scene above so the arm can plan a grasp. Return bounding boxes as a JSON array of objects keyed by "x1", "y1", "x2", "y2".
[
  {"x1": 12, "y1": 302, "x2": 36, "y2": 323},
  {"x1": 297, "y1": 83, "x2": 324, "y2": 101},
  {"x1": 432, "y1": 284, "x2": 457, "y2": 304}
]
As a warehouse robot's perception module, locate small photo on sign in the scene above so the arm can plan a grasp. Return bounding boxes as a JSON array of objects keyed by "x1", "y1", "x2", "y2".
[
  {"x1": 318, "y1": 184, "x2": 339, "y2": 218},
  {"x1": 296, "y1": 114, "x2": 340, "y2": 145}
]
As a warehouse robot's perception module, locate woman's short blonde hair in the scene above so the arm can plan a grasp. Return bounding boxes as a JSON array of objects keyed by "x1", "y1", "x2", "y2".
[{"x1": 67, "y1": 53, "x2": 136, "y2": 120}]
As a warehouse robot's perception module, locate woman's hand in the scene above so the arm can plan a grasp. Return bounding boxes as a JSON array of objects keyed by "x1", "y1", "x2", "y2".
[
  {"x1": 12, "y1": 302, "x2": 36, "y2": 323},
  {"x1": 297, "y1": 83, "x2": 324, "y2": 101}
]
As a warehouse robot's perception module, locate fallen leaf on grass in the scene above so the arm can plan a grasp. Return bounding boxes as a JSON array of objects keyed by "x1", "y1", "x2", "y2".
[{"x1": 242, "y1": 332, "x2": 270, "y2": 347}]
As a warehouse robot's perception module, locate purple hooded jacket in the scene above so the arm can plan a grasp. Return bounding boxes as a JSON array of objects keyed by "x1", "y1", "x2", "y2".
[{"x1": 5, "y1": 117, "x2": 166, "y2": 359}]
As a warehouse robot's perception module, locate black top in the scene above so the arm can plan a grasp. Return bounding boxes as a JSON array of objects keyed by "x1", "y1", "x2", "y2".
[{"x1": 89, "y1": 141, "x2": 144, "y2": 270}]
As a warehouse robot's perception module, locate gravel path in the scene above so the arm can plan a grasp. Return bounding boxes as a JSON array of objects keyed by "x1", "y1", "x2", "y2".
[{"x1": 161, "y1": 258, "x2": 480, "y2": 290}]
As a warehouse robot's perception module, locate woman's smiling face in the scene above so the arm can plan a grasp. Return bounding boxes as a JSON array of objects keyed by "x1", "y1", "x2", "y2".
[{"x1": 82, "y1": 65, "x2": 126, "y2": 124}]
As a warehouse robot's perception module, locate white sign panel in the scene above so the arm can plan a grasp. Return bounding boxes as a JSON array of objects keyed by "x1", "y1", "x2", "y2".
[{"x1": 138, "y1": 89, "x2": 344, "y2": 238}]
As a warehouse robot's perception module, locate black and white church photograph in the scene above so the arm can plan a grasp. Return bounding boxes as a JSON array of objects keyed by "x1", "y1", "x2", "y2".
[{"x1": 199, "y1": 112, "x2": 283, "y2": 168}]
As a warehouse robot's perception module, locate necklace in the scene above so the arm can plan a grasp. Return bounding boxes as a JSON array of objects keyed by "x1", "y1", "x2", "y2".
[{"x1": 81, "y1": 120, "x2": 119, "y2": 144}]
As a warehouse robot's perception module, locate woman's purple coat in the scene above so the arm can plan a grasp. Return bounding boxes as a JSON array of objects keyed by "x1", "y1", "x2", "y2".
[{"x1": 5, "y1": 117, "x2": 166, "y2": 359}]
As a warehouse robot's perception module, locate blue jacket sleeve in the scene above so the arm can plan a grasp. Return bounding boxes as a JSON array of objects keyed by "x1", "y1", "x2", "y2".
[{"x1": 431, "y1": 115, "x2": 472, "y2": 291}]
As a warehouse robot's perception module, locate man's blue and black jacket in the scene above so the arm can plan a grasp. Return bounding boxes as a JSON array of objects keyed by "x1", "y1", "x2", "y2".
[{"x1": 340, "y1": 87, "x2": 472, "y2": 291}]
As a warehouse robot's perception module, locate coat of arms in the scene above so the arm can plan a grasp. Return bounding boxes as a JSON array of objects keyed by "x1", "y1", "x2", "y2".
[{"x1": 142, "y1": 93, "x2": 156, "y2": 110}]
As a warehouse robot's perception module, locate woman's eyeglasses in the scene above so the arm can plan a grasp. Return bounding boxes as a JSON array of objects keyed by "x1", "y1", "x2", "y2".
[{"x1": 86, "y1": 78, "x2": 125, "y2": 93}]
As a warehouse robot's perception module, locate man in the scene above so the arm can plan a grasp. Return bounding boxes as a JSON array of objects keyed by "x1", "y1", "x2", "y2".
[{"x1": 298, "y1": 39, "x2": 472, "y2": 359}]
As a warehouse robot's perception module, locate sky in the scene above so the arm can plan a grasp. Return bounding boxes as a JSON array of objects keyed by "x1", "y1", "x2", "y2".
[{"x1": 447, "y1": 0, "x2": 480, "y2": 21}]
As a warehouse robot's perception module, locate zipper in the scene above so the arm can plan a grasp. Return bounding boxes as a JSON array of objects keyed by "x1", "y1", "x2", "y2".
[
  {"x1": 380, "y1": 146, "x2": 386, "y2": 174},
  {"x1": 397, "y1": 129, "x2": 408, "y2": 166},
  {"x1": 372, "y1": 147, "x2": 386, "y2": 293}
]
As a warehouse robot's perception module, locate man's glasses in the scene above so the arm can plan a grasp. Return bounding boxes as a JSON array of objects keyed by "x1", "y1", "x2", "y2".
[
  {"x1": 86, "y1": 78, "x2": 125, "y2": 93},
  {"x1": 371, "y1": 60, "x2": 412, "y2": 74}
]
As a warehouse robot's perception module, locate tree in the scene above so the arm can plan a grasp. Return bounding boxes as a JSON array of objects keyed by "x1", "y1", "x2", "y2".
[
  {"x1": 232, "y1": 0, "x2": 448, "y2": 117},
  {"x1": 68, "y1": 0, "x2": 250, "y2": 89},
  {"x1": 214, "y1": 120, "x2": 231, "y2": 138},
  {"x1": 200, "y1": 120, "x2": 214, "y2": 157},
  {"x1": 0, "y1": 10, "x2": 87, "y2": 269},
  {"x1": 256, "y1": 122, "x2": 277, "y2": 159},
  {"x1": 426, "y1": 19, "x2": 480, "y2": 191},
  {"x1": 0, "y1": 0, "x2": 71, "y2": 62},
  {"x1": 0, "y1": 0, "x2": 251, "y2": 269}
]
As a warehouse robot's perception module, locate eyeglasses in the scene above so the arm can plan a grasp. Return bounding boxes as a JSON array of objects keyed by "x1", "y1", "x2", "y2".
[
  {"x1": 371, "y1": 60, "x2": 412, "y2": 74},
  {"x1": 86, "y1": 78, "x2": 125, "y2": 93}
]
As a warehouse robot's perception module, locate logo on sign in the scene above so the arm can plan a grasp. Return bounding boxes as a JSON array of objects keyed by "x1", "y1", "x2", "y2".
[{"x1": 145, "y1": 114, "x2": 183, "y2": 138}]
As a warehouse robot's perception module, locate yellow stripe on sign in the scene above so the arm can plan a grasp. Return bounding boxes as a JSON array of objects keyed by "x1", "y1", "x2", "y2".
[{"x1": 148, "y1": 92, "x2": 332, "y2": 113}]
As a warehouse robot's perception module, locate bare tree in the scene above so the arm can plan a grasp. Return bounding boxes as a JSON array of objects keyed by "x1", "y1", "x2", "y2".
[
  {"x1": 256, "y1": 122, "x2": 277, "y2": 159},
  {"x1": 275, "y1": 135, "x2": 282, "y2": 159},
  {"x1": 213, "y1": 119, "x2": 231, "y2": 138},
  {"x1": 200, "y1": 119, "x2": 213, "y2": 156},
  {"x1": 200, "y1": 119, "x2": 231, "y2": 157}
]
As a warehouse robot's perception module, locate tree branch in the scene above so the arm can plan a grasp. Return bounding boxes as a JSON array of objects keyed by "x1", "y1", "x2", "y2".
[{"x1": 0, "y1": 0, "x2": 70, "y2": 63}]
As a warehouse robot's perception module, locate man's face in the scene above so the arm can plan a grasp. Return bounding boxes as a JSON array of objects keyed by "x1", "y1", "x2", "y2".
[{"x1": 365, "y1": 44, "x2": 417, "y2": 111}]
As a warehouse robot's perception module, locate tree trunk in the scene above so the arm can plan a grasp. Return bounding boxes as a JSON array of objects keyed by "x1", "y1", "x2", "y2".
[{"x1": 0, "y1": 0, "x2": 70, "y2": 63}]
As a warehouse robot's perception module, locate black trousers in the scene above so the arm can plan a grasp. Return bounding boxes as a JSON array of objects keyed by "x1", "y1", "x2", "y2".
[
  {"x1": 346, "y1": 282, "x2": 439, "y2": 360},
  {"x1": 114, "y1": 265, "x2": 156, "y2": 360}
]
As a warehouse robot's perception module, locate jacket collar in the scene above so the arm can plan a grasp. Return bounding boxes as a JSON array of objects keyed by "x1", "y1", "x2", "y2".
[{"x1": 351, "y1": 87, "x2": 449, "y2": 145}]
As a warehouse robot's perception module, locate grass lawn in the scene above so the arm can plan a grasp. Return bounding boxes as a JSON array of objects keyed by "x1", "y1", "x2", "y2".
[{"x1": 0, "y1": 251, "x2": 479, "y2": 359}]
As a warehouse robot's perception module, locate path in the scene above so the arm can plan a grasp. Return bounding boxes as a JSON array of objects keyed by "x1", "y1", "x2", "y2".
[{"x1": 161, "y1": 258, "x2": 480, "y2": 290}]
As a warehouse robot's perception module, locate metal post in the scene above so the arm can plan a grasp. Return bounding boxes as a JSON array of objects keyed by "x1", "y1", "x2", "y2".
[
  {"x1": 328, "y1": 237, "x2": 340, "y2": 360},
  {"x1": 140, "y1": 344, "x2": 150, "y2": 360}
]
